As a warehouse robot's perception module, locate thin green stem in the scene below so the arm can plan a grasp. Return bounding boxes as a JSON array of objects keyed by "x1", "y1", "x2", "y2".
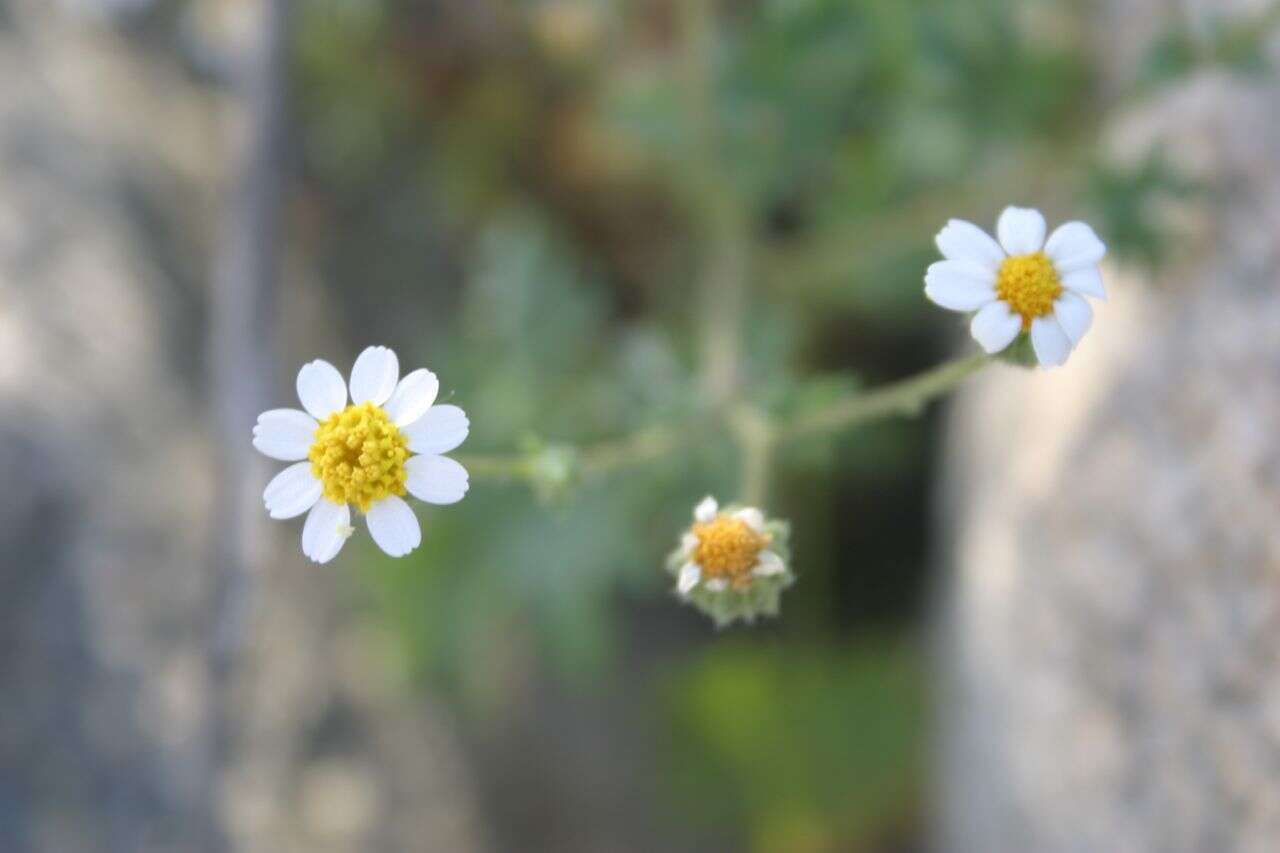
[
  {"x1": 453, "y1": 453, "x2": 533, "y2": 482},
  {"x1": 679, "y1": 0, "x2": 747, "y2": 406},
  {"x1": 777, "y1": 352, "x2": 993, "y2": 442},
  {"x1": 453, "y1": 424, "x2": 683, "y2": 484},
  {"x1": 579, "y1": 424, "x2": 684, "y2": 474},
  {"x1": 730, "y1": 406, "x2": 774, "y2": 507},
  {"x1": 456, "y1": 352, "x2": 994, "y2": 485}
]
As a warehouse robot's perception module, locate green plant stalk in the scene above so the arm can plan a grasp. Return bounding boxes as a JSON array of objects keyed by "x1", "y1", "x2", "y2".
[
  {"x1": 776, "y1": 351, "x2": 992, "y2": 441},
  {"x1": 454, "y1": 352, "x2": 994, "y2": 484},
  {"x1": 678, "y1": 0, "x2": 748, "y2": 407},
  {"x1": 729, "y1": 405, "x2": 775, "y2": 508}
]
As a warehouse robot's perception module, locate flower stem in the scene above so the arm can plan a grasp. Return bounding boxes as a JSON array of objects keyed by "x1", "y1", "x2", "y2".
[
  {"x1": 775, "y1": 351, "x2": 993, "y2": 442},
  {"x1": 678, "y1": 0, "x2": 749, "y2": 406},
  {"x1": 730, "y1": 406, "x2": 774, "y2": 507},
  {"x1": 456, "y1": 352, "x2": 994, "y2": 485}
]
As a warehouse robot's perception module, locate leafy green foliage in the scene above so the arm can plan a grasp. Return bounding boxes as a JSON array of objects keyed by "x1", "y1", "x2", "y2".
[
  {"x1": 356, "y1": 212, "x2": 714, "y2": 693},
  {"x1": 287, "y1": 0, "x2": 1222, "y2": 845},
  {"x1": 1087, "y1": 151, "x2": 1202, "y2": 270},
  {"x1": 661, "y1": 640, "x2": 925, "y2": 851},
  {"x1": 1139, "y1": 7, "x2": 1278, "y2": 90}
]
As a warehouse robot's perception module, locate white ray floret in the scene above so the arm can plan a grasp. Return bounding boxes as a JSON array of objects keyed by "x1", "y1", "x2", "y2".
[
  {"x1": 925, "y1": 206, "x2": 1107, "y2": 367},
  {"x1": 252, "y1": 345, "x2": 470, "y2": 564}
]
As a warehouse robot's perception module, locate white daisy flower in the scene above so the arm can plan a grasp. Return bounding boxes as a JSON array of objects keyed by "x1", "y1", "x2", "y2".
[
  {"x1": 252, "y1": 345, "x2": 470, "y2": 564},
  {"x1": 666, "y1": 496, "x2": 794, "y2": 627},
  {"x1": 924, "y1": 206, "x2": 1107, "y2": 367}
]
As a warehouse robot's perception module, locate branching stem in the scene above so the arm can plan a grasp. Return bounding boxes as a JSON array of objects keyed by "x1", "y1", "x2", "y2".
[
  {"x1": 459, "y1": 3, "x2": 996, "y2": 500},
  {"x1": 455, "y1": 352, "x2": 994, "y2": 485}
]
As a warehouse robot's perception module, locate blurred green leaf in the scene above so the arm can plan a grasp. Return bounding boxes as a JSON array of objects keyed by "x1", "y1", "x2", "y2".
[
  {"x1": 286, "y1": 0, "x2": 1200, "y2": 842},
  {"x1": 1139, "y1": 7, "x2": 1279, "y2": 89},
  {"x1": 1086, "y1": 150, "x2": 1202, "y2": 269},
  {"x1": 660, "y1": 640, "x2": 925, "y2": 850}
]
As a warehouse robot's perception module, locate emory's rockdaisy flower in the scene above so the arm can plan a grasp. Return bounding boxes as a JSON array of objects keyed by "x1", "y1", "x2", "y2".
[
  {"x1": 252, "y1": 346, "x2": 469, "y2": 564},
  {"x1": 925, "y1": 207, "x2": 1106, "y2": 367},
  {"x1": 666, "y1": 496, "x2": 794, "y2": 627}
]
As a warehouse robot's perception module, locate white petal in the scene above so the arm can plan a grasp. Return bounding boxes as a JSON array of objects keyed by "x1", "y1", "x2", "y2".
[
  {"x1": 924, "y1": 260, "x2": 998, "y2": 311},
  {"x1": 403, "y1": 405, "x2": 469, "y2": 455},
  {"x1": 252, "y1": 436, "x2": 310, "y2": 462},
  {"x1": 1061, "y1": 266, "x2": 1107, "y2": 301},
  {"x1": 694, "y1": 496, "x2": 719, "y2": 523},
  {"x1": 681, "y1": 532, "x2": 699, "y2": 557},
  {"x1": 1044, "y1": 221, "x2": 1106, "y2": 274},
  {"x1": 296, "y1": 359, "x2": 347, "y2": 420},
  {"x1": 969, "y1": 301, "x2": 1023, "y2": 354},
  {"x1": 365, "y1": 495, "x2": 422, "y2": 558},
  {"x1": 996, "y1": 206, "x2": 1046, "y2": 256},
  {"x1": 252, "y1": 409, "x2": 318, "y2": 461},
  {"x1": 404, "y1": 454, "x2": 470, "y2": 505},
  {"x1": 1053, "y1": 291, "x2": 1093, "y2": 345},
  {"x1": 1030, "y1": 315, "x2": 1072, "y2": 367},
  {"x1": 301, "y1": 499, "x2": 351, "y2": 564},
  {"x1": 935, "y1": 219, "x2": 1005, "y2": 272},
  {"x1": 753, "y1": 550, "x2": 786, "y2": 577},
  {"x1": 733, "y1": 507, "x2": 766, "y2": 533},
  {"x1": 348, "y1": 346, "x2": 400, "y2": 405},
  {"x1": 253, "y1": 409, "x2": 318, "y2": 443},
  {"x1": 263, "y1": 462, "x2": 322, "y2": 519},
  {"x1": 384, "y1": 368, "x2": 440, "y2": 427},
  {"x1": 704, "y1": 579, "x2": 728, "y2": 592},
  {"x1": 677, "y1": 562, "x2": 701, "y2": 596}
]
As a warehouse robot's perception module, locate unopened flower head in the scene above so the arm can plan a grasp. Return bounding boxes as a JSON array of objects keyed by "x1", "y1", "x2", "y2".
[
  {"x1": 925, "y1": 207, "x2": 1106, "y2": 367},
  {"x1": 666, "y1": 496, "x2": 794, "y2": 628},
  {"x1": 253, "y1": 346, "x2": 470, "y2": 563}
]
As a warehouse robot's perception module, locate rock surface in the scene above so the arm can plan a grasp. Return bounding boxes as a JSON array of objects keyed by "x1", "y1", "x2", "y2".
[
  {"x1": 0, "y1": 3, "x2": 484, "y2": 850},
  {"x1": 937, "y1": 2, "x2": 1280, "y2": 851}
]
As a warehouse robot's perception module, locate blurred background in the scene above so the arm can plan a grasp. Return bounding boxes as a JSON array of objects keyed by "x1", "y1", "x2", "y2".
[{"x1": 1, "y1": 0, "x2": 1278, "y2": 851}]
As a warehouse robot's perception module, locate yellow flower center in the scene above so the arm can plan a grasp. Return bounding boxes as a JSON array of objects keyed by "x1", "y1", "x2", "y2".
[
  {"x1": 308, "y1": 402, "x2": 409, "y2": 513},
  {"x1": 692, "y1": 516, "x2": 770, "y2": 586},
  {"x1": 996, "y1": 251, "x2": 1062, "y2": 330}
]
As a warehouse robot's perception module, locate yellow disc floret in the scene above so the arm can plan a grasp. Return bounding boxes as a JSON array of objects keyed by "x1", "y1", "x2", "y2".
[
  {"x1": 308, "y1": 402, "x2": 409, "y2": 512},
  {"x1": 692, "y1": 515, "x2": 771, "y2": 587},
  {"x1": 996, "y1": 251, "x2": 1062, "y2": 330}
]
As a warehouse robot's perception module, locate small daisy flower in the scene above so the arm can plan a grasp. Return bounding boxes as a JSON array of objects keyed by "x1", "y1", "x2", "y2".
[
  {"x1": 252, "y1": 346, "x2": 470, "y2": 564},
  {"x1": 924, "y1": 206, "x2": 1107, "y2": 367},
  {"x1": 666, "y1": 496, "x2": 794, "y2": 628}
]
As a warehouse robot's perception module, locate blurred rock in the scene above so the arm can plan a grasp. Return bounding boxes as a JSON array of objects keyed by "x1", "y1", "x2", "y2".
[
  {"x1": 938, "y1": 2, "x2": 1280, "y2": 851},
  {"x1": 0, "y1": 3, "x2": 483, "y2": 851},
  {"x1": 57, "y1": 0, "x2": 155, "y2": 22}
]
